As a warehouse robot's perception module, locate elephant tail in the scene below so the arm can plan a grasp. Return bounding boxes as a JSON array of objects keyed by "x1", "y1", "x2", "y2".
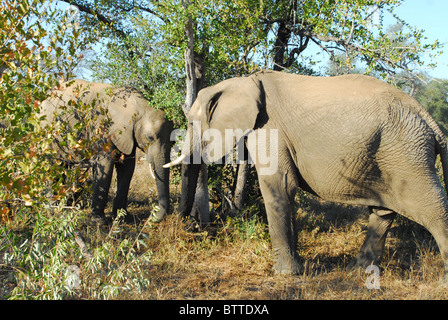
[
  {"x1": 438, "y1": 139, "x2": 448, "y2": 194},
  {"x1": 409, "y1": 98, "x2": 448, "y2": 193}
]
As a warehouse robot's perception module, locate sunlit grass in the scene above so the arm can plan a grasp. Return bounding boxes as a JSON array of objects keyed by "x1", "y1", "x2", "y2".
[{"x1": 2, "y1": 158, "x2": 448, "y2": 299}]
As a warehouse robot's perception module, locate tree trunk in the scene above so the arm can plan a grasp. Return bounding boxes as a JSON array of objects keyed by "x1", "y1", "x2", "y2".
[
  {"x1": 182, "y1": 13, "x2": 197, "y2": 115},
  {"x1": 273, "y1": 21, "x2": 291, "y2": 71},
  {"x1": 182, "y1": 3, "x2": 210, "y2": 224}
]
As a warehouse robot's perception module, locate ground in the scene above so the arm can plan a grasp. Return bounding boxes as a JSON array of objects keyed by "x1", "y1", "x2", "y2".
[
  {"x1": 117, "y1": 154, "x2": 448, "y2": 299},
  {"x1": 1, "y1": 151, "x2": 448, "y2": 299}
]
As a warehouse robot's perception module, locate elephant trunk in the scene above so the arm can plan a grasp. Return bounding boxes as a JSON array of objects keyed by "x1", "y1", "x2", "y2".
[
  {"x1": 163, "y1": 126, "x2": 202, "y2": 218},
  {"x1": 149, "y1": 144, "x2": 171, "y2": 222},
  {"x1": 178, "y1": 163, "x2": 201, "y2": 217}
]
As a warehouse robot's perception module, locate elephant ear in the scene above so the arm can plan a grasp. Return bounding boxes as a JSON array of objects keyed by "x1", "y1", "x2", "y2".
[
  {"x1": 196, "y1": 77, "x2": 263, "y2": 163},
  {"x1": 107, "y1": 95, "x2": 137, "y2": 155}
]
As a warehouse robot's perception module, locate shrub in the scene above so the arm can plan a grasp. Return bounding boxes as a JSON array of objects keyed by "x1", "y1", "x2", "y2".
[{"x1": 1, "y1": 207, "x2": 152, "y2": 299}]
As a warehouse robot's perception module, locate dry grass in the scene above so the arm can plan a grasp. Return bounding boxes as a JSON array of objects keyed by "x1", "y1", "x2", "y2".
[
  {"x1": 113, "y1": 159, "x2": 448, "y2": 300},
  {"x1": 116, "y1": 214, "x2": 447, "y2": 300},
  {"x1": 3, "y1": 154, "x2": 448, "y2": 300}
]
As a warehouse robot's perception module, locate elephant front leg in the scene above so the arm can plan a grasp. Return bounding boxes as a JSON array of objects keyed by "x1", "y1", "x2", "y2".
[
  {"x1": 258, "y1": 172, "x2": 301, "y2": 275},
  {"x1": 112, "y1": 150, "x2": 136, "y2": 220},
  {"x1": 91, "y1": 152, "x2": 115, "y2": 223}
]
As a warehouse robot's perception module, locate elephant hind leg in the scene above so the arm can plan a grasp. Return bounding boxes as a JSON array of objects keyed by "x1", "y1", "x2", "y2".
[
  {"x1": 406, "y1": 206, "x2": 448, "y2": 285},
  {"x1": 423, "y1": 219, "x2": 448, "y2": 284},
  {"x1": 351, "y1": 207, "x2": 396, "y2": 269},
  {"x1": 407, "y1": 206, "x2": 448, "y2": 284},
  {"x1": 394, "y1": 175, "x2": 448, "y2": 284}
]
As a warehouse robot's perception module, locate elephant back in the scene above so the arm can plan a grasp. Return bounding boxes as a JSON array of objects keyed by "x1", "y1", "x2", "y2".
[{"x1": 38, "y1": 80, "x2": 118, "y2": 164}]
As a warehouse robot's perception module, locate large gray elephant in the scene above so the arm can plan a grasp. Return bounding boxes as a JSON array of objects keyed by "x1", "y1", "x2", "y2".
[
  {"x1": 40, "y1": 79, "x2": 173, "y2": 223},
  {"x1": 167, "y1": 70, "x2": 448, "y2": 283}
]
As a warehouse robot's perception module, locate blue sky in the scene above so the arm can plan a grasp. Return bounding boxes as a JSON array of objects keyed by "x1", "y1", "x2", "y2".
[{"x1": 391, "y1": 0, "x2": 448, "y2": 79}]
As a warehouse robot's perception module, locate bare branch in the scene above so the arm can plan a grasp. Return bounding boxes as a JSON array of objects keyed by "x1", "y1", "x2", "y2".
[
  {"x1": 286, "y1": 36, "x2": 310, "y2": 68},
  {"x1": 136, "y1": 5, "x2": 170, "y2": 23},
  {"x1": 345, "y1": 19, "x2": 356, "y2": 45},
  {"x1": 60, "y1": 0, "x2": 128, "y2": 40}
]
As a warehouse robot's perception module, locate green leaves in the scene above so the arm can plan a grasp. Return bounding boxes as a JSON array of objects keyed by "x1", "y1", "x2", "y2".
[
  {"x1": 2, "y1": 207, "x2": 153, "y2": 299},
  {"x1": 415, "y1": 79, "x2": 448, "y2": 134},
  {"x1": 262, "y1": 0, "x2": 443, "y2": 81},
  {"x1": 0, "y1": 0, "x2": 99, "y2": 211},
  {"x1": 86, "y1": 0, "x2": 444, "y2": 110}
]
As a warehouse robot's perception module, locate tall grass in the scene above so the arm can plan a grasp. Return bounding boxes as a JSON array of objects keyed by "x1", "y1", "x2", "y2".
[
  {"x1": 1, "y1": 206, "x2": 152, "y2": 299},
  {"x1": 2, "y1": 160, "x2": 448, "y2": 300}
]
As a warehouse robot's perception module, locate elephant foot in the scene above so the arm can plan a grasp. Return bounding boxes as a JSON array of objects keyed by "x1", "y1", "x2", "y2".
[
  {"x1": 120, "y1": 213, "x2": 138, "y2": 224},
  {"x1": 273, "y1": 253, "x2": 303, "y2": 275},
  {"x1": 348, "y1": 250, "x2": 380, "y2": 270},
  {"x1": 111, "y1": 209, "x2": 140, "y2": 224},
  {"x1": 91, "y1": 213, "x2": 111, "y2": 226}
]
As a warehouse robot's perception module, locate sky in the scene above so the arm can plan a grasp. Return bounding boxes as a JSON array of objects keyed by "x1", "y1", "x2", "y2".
[{"x1": 390, "y1": 0, "x2": 448, "y2": 79}]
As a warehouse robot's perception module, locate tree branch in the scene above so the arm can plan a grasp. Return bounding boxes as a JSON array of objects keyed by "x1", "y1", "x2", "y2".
[
  {"x1": 136, "y1": 5, "x2": 170, "y2": 24},
  {"x1": 285, "y1": 36, "x2": 310, "y2": 69},
  {"x1": 295, "y1": 28, "x2": 411, "y2": 76},
  {"x1": 60, "y1": 0, "x2": 128, "y2": 40},
  {"x1": 109, "y1": 0, "x2": 170, "y2": 24},
  {"x1": 60, "y1": 0, "x2": 159, "y2": 59}
]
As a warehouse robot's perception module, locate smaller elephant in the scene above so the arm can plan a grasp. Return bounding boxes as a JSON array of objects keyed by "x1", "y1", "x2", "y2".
[{"x1": 40, "y1": 79, "x2": 173, "y2": 223}]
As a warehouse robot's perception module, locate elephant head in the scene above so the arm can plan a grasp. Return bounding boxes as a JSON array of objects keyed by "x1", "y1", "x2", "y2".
[
  {"x1": 111, "y1": 90, "x2": 174, "y2": 221},
  {"x1": 177, "y1": 77, "x2": 263, "y2": 163},
  {"x1": 165, "y1": 76, "x2": 266, "y2": 218}
]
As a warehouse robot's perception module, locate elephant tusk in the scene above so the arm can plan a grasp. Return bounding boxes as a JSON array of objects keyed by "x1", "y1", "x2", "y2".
[
  {"x1": 163, "y1": 154, "x2": 186, "y2": 168},
  {"x1": 148, "y1": 163, "x2": 156, "y2": 179}
]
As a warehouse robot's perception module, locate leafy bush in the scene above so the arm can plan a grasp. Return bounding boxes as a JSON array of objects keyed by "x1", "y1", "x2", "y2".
[
  {"x1": 1, "y1": 207, "x2": 152, "y2": 299},
  {"x1": 0, "y1": 0, "x2": 97, "y2": 211},
  {"x1": 223, "y1": 215, "x2": 269, "y2": 243},
  {"x1": 0, "y1": 0, "x2": 154, "y2": 300}
]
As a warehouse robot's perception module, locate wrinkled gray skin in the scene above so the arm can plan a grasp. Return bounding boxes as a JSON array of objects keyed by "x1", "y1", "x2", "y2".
[
  {"x1": 40, "y1": 79, "x2": 173, "y2": 223},
  {"x1": 173, "y1": 70, "x2": 448, "y2": 283}
]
